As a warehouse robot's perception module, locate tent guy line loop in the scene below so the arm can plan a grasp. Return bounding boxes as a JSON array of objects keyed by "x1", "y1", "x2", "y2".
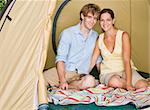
[{"x1": 0, "y1": 0, "x2": 16, "y2": 32}]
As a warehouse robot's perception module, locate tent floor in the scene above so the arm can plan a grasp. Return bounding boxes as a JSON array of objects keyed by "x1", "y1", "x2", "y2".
[{"x1": 48, "y1": 103, "x2": 139, "y2": 110}]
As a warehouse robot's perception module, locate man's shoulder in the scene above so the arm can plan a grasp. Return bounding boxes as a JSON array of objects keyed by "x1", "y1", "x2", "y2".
[
  {"x1": 92, "y1": 30, "x2": 98, "y2": 35},
  {"x1": 62, "y1": 24, "x2": 78, "y2": 33},
  {"x1": 91, "y1": 30, "x2": 99, "y2": 38}
]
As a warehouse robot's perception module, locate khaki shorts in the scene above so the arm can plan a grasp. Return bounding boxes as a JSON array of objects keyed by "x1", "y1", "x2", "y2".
[
  {"x1": 100, "y1": 69, "x2": 145, "y2": 86},
  {"x1": 44, "y1": 67, "x2": 80, "y2": 86}
]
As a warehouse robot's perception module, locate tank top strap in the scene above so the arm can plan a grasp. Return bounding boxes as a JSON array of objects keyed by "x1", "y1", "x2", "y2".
[
  {"x1": 115, "y1": 30, "x2": 124, "y2": 50},
  {"x1": 98, "y1": 33, "x2": 104, "y2": 49}
]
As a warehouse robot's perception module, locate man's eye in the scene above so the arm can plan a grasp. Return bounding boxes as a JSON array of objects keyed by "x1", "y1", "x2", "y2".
[
  {"x1": 87, "y1": 16, "x2": 92, "y2": 19},
  {"x1": 93, "y1": 17, "x2": 98, "y2": 20}
]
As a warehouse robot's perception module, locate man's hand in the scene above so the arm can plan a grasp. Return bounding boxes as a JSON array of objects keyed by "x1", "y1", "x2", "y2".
[{"x1": 59, "y1": 81, "x2": 69, "y2": 90}]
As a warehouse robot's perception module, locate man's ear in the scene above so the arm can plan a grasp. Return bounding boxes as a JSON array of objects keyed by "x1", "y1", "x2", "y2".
[{"x1": 81, "y1": 13, "x2": 84, "y2": 20}]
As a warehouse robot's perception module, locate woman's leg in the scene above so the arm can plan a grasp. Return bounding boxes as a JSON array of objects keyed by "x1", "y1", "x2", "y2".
[
  {"x1": 100, "y1": 72, "x2": 126, "y2": 89},
  {"x1": 134, "y1": 79, "x2": 149, "y2": 89},
  {"x1": 132, "y1": 70, "x2": 149, "y2": 89},
  {"x1": 108, "y1": 75, "x2": 126, "y2": 89}
]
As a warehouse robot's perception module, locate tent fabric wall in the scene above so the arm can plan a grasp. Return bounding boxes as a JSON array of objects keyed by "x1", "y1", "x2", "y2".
[
  {"x1": 0, "y1": 0, "x2": 56, "y2": 109},
  {"x1": 37, "y1": 0, "x2": 57, "y2": 106},
  {"x1": 131, "y1": 0, "x2": 150, "y2": 73},
  {"x1": 148, "y1": 0, "x2": 150, "y2": 73}
]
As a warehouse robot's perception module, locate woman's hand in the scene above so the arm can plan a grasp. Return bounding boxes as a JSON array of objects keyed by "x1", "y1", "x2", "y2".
[{"x1": 126, "y1": 84, "x2": 135, "y2": 91}]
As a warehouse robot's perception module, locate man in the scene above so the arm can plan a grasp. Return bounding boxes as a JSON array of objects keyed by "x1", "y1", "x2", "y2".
[{"x1": 44, "y1": 3, "x2": 101, "y2": 90}]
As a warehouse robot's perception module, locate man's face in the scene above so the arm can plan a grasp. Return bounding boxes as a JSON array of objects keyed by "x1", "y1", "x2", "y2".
[{"x1": 81, "y1": 12, "x2": 99, "y2": 30}]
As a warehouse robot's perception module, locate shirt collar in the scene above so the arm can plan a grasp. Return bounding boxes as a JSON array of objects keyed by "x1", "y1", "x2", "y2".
[{"x1": 74, "y1": 23, "x2": 93, "y2": 36}]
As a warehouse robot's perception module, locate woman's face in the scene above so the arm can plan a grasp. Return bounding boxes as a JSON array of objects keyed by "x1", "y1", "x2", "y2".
[{"x1": 99, "y1": 12, "x2": 114, "y2": 32}]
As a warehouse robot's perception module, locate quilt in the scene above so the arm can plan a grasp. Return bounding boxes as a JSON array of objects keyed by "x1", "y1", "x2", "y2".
[{"x1": 48, "y1": 84, "x2": 150, "y2": 108}]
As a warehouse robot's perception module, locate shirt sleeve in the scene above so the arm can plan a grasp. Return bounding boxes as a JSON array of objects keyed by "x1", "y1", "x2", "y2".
[{"x1": 55, "y1": 30, "x2": 71, "y2": 63}]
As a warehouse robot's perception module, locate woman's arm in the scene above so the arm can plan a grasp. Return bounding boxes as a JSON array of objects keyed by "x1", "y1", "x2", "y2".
[
  {"x1": 122, "y1": 32, "x2": 135, "y2": 90},
  {"x1": 89, "y1": 39, "x2": 101, "y2": 72}
]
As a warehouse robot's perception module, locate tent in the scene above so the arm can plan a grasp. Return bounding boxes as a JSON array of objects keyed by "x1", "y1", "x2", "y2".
[
  {"x1": 0, "y1": 0, "x2": 57, "y2": 109},
  {"x1": 0, "y1": 0, "x2": 149, "y2": 110}
]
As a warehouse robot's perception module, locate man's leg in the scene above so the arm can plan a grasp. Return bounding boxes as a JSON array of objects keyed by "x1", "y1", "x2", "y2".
[
  {"x1": 44, "y1": 69, "x2": 82, "y2": 89},
  {"x1": 44, "y1": 69, "x2": 96, "y2": 90},
  {"x1": 43, "y1": 67, "x2": 59, "y2": 86}
]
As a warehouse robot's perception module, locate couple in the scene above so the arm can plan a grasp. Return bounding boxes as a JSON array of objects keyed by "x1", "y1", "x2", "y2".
[{"x1": 44, "y1": 3, "x2": 149, "y2": 91}]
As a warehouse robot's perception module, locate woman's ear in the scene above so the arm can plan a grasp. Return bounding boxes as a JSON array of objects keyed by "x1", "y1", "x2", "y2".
[{"x1": 113, "y1": 19, "x2": 115, "y2": 25}]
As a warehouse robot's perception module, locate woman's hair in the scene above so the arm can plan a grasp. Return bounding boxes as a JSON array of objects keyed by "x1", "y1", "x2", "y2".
[
  {"x1": 99, "y1": 8, "x2": 114, "y2": 20},
  {"x1": 80, "y1": 3, "x2": 100, "y2": 21}
]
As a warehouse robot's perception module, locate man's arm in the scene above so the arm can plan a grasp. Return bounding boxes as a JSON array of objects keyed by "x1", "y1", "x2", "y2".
[
  {"x1": 56, "y1": 30, "x2": 71, "y2": 89},
  {"x1": 56, "y1": 61, "x2": 68, "y2": 90}
]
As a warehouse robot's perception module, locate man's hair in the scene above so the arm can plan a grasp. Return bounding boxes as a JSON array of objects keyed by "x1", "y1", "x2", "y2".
[{"x1": 80, "y1": 3, "x2": 100, "y2": 21}]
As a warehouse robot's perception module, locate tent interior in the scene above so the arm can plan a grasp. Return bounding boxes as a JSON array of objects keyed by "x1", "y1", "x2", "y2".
[{"x1": 0, "y1": 0, "x2": 150, "y2": 110}]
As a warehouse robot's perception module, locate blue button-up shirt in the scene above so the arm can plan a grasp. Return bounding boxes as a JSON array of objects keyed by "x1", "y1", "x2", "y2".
[{"x1": 56, "y1": 23, "x2": 102, "y2": 74}]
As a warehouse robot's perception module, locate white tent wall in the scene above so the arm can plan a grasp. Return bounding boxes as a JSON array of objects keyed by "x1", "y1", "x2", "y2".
[
  {"x1": 0, "y1": 0, "x2": 56, "y2": 110},
  {"x1": 45, "y1": 0, "x2": 150, "y2": 73}
]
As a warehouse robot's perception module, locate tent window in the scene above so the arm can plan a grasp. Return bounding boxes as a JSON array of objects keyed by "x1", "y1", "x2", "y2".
[
  {"x1": 52, "y1": 0, "x2": 71, "y2": 55},
  {"x1": 0, "y1": 0, "x2": 14, "y2": 20},
  {"x1": 0, "y1": 0, "x2": 6, "y2": 12}
]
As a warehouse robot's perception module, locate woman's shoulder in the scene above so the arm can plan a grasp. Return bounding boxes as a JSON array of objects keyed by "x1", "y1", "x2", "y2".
[
  {"x1": 99, "y1": 32, "x2": 104, "y2": 39},
  {"x1": 97, "y1": 33, "x2": 104, "y2": 47},
  {"x1": 117, "y1": 30, "x2": 130, "y2": 39},
  {"x1": 117, "y1": 29, "x2": 125, "y2": 34},
  {"x1": 118, "y1": 30, "x2": 130, "y2": 43},
  {"x1": 117, "y1": 29, "x2": 129, "y2": 35}
]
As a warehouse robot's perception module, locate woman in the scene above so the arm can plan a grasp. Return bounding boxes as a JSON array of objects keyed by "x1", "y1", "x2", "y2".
[{"x1": 91, "y1": 8, "x2": 149, "y2": 90}]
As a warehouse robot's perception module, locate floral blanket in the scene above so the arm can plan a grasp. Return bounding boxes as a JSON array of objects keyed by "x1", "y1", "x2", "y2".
[{"x1": 48, "y1": 84, "x2": 150, "y2": 108}]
